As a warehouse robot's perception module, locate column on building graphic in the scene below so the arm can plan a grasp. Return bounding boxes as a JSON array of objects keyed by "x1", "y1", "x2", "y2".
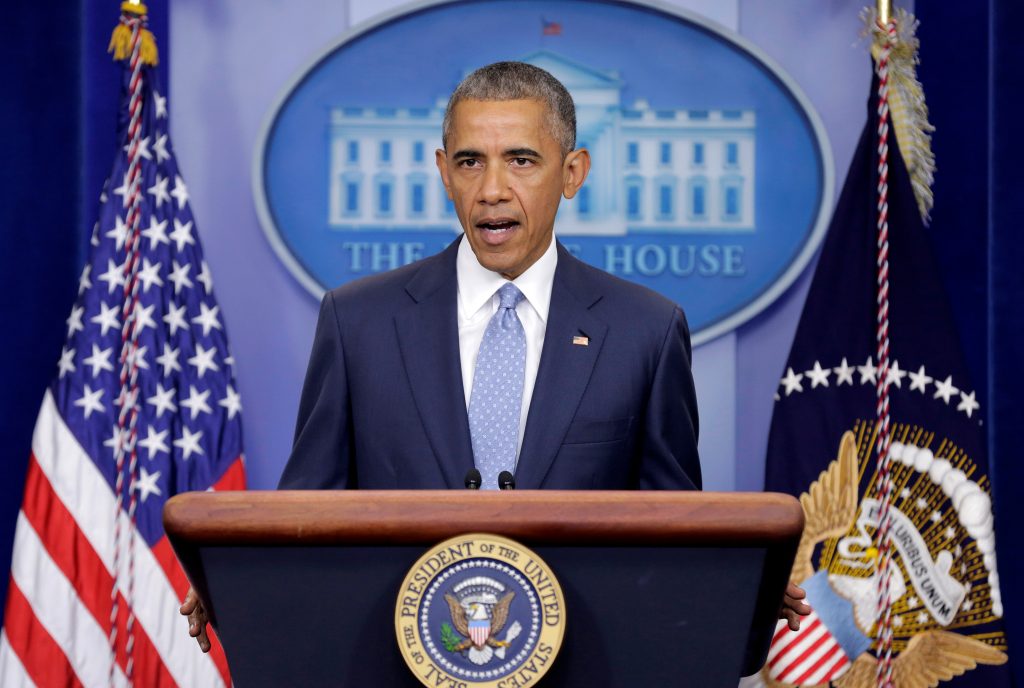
[{"x1": 326, "y1": 51, "x2": 756, "y2": 235}]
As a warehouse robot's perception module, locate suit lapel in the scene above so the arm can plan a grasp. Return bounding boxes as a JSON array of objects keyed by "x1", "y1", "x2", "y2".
[
  {"x1": 394, "y1": 240, "x2": 474, "y2": 488},
  {"x1": 516, "y1": 244, "x2": 607, "y2": 489}
]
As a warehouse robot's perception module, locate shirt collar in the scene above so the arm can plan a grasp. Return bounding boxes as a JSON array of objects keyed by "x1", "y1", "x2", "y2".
[{"x1": 456, "y1": 233, "x2": 558, "y2": 323}]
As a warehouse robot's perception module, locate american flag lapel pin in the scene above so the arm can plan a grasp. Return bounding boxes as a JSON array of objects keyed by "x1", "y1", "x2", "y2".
[{"x1": 572, "y1": 335, "x2": 589, "y2": 346}]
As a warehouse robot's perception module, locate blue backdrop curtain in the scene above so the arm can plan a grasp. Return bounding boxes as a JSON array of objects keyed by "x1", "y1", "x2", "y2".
[
  {"x1": 916, "y1": 2, "x2": 1024, "y2": 683},
  {"x1": 986, "y1": 0, "x2": 1024, "y2": 684}
]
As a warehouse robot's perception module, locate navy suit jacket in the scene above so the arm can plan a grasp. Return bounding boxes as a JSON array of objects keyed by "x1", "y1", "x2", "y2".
[{"x1": 278, "y1": 238, "x2": 701, "y2": 490}]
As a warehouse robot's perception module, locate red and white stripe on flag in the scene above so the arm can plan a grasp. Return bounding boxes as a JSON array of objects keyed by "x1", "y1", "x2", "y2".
[
  {"x1": 766, "y1": 611, "x2": 851, "y2": 686},
  {"x1": 0, "y1": 393, "x2": 243, "y2": 686}
]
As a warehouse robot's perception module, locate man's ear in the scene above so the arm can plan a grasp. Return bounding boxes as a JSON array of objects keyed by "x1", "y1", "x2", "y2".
[
  {"x1": 435, "y1": 148, "x2": 453, "y2": 199},
  {"x1": 561, "y1": 147, "x2": 591, "y2": 199}
]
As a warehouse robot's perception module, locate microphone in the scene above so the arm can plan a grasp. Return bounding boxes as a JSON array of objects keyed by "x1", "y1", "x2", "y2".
[
  {"x1": 498, "y1": 471, "x2": 516, "y2": 490},
  {"x1": 464, "y1": 468, "x2": 482, "y2": 490}
]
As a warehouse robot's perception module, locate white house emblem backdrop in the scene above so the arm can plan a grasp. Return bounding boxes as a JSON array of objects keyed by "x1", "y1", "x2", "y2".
[{"x1": 254, "y1": 0, "x2": 833, "y2": 344}]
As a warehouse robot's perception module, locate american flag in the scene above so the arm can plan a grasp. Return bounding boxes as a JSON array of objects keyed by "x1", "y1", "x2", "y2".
[
  {"x1": 0, "y1": 9, "x2": 243, "y2": 687},
  {"x1": 541, "y1": 19, "x2": 562, "y2": 36}
]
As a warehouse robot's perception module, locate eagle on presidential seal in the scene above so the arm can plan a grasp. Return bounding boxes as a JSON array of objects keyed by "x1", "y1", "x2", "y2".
[
  {"x1": 763, "y1": 427, "x2": 1008, "y2": 687},
  {"x1": 444, "y1": 590, "x2": 514, "y2": 652},
  {"x1": 441, "y1": 575, "x2": 522, "y2": 666}
]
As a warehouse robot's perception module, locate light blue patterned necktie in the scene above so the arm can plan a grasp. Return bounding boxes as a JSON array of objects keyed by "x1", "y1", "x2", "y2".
[{"x1": 468, "y1": 283, "x2": 527, "y2": 490}]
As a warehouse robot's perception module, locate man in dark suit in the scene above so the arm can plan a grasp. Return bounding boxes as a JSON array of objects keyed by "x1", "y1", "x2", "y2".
[
  {"x1": 277, "y1": 237, "x2": 699, "y2": 490},
  {"x1": 184, "y1": 61, "x2": 807, "y2": 649},
  {"x1": 278, "y1": 62, "x2": 699, "y2": 492}
]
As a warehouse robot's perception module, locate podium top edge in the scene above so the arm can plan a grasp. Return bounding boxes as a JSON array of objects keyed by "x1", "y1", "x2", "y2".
[{"x1": 163, "y1": 490, "x2": 804, "y2": 548}]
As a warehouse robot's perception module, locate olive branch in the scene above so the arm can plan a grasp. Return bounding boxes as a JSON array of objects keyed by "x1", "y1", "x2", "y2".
[{"x1": 440, "y1": 622, "x2": 462, "y2": 652}]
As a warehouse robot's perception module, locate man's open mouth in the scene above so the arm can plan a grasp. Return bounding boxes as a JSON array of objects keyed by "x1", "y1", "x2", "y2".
[{"x1": 476, "y1": 219, "x2": 519, "y2": 233}]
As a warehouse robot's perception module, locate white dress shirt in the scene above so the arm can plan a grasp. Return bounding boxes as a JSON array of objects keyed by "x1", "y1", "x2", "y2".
[{"x1": 457, "y1": 235, "x2": 557, "y2": 461}]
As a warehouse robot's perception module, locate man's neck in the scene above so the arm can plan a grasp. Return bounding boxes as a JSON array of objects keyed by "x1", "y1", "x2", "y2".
[{"x1": 456, "y1": 234, "x2": 558, "y2": 323}]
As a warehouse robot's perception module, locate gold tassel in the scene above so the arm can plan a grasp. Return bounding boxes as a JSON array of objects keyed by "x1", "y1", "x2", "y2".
[
  {"x1": 862, "y1": 7, "x2": 936, "y2": 224},
  {"x1": 139, "y1": 29, "x2": 159, "y2": 65},
  {"x1": 108, "y1": 2, "x2": 160, "y2": 66}
]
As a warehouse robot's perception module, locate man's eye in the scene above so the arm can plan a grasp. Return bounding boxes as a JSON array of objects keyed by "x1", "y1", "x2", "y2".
[
  {"x1": 459, "y1": 159, "x2": 481, "y2": 169},
  {"x1": 511, "y1": 158, "x2": 532, "y2": 167}
]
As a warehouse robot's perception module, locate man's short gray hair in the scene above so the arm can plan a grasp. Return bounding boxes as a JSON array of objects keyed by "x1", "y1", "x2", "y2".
[{"x1": 442, "y1": 61, "x2": 577, "y2": 156}]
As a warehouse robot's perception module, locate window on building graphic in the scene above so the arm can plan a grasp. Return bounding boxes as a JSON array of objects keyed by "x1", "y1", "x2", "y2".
[
  {"x1": 340, "y1": 171, "x2": 363, "y2": 217},
  {"x1": 628, "y1": 186, "x2": 641, "y2": 218},
  {"x1": 345, "y1": 181, "x2": 359, "y2": 214},
  {"x1": 375, "y1": 173, "x2": 395, "y2": 216},
  {"x1": 625, "y1": 176, "x2": 643, "y2": 220},
  {"x1": 693, "y1": 142, "x2": 704, "y2": 165},
  {"x1": 688, "y1": 177, "x2": 708, "y2": 220},
  {"x1": 627, "y1": 142, "x2": 639, "y2": 165},
  {"x1": 577, "y1": 185, "x2": 591, "y2": 218},
  {"x1": 725, "y1": 186, "x2": 739, "y2": 216},
  {"x1": 413, "y1": 141, "x2": 425, "y2": 163},
  {"x1": 725, "y1": 142, "x2": 739, "y2": 166},
  {"x1": 411, "y1": 183, "x2": 425, "y2": 215},
  {"x1": 660, "y1": 142, "x2": 672, "y2": 165},
  {"x1": 380, "y1": 141, "x2": 392, "y2": 163},
  {"x1": 693, "y1": 186, "x2": 705, "y2": 216},
  {"x1": 721, "y1": 177, "x2": 742, "y2": 221},
  {"x1": 347, "y1": 141, "x2": 359, "y2": 163},
  {"x1": 658, "y1": 184, "x2": 674, "y2": 220},
  {"x1": 440, "y1": 181, "x2": 455, "y2": 217},
  {"x1": 408, "y1": 173, "x2": 427, "y2": 217}
]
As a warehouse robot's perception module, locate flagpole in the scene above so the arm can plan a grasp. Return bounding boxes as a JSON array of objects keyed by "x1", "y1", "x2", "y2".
[
  {"x1": 877, "y1": 0, "x2": 890, "y2": 26},
  {"x1": 108, "y1": 3, "x2": 158, "y2": 683},
  {"x1": 873, "y1": 2, "x2": 896, "y2": 686}
]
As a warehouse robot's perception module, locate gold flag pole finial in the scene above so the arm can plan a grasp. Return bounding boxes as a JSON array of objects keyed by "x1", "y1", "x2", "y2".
[
  {"x1": 122, "y1": 0, "x2": 148, "y2": 16},
  {"x1": 877, "y1": 0, "x2": 891, "y2": 25},
  {"x1": 109, "y1": 0, "x2": 159, "y2": 65}
]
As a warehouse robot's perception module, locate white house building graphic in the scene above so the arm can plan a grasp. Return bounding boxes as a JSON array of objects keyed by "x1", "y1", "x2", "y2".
[{"x1": 327, "y1": 51, "x2": 756, "y2": 235}]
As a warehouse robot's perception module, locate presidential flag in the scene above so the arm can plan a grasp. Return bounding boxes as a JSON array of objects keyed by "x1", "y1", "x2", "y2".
[
  {"x1": 761, "y1": 10, "x2": 1009, "y2": 687},
  {"x1": 0, "y1": 6, "x2": 243, "y2": 687}
]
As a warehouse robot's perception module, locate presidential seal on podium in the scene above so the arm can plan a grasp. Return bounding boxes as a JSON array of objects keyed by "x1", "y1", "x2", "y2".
[{"x1": 395, "y1": 534, "x2": 566, "y2": 687}]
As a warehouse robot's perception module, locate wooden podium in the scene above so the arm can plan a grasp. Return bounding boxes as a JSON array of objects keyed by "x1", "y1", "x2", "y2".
[{"x1": 164, "y1": 491, "x2": 802, "y2": 686}]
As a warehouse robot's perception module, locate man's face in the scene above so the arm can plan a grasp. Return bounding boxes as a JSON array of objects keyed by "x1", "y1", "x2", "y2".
[{"x1": 436, "y1": 98, "x2": 590, "y2": 280}]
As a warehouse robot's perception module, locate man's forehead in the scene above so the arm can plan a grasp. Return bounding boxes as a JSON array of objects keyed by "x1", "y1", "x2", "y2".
[{"x1": 447, "y1": 98, "x2": 553, "y2": 143}]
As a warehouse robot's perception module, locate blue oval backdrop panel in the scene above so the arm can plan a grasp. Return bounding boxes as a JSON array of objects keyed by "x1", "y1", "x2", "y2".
[{"x1": 254, "y1": 0, "x2": 833, "y2": 344}]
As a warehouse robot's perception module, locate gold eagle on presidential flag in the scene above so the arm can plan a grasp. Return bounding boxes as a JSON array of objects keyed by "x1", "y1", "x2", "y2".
[{"x1": 762, "y1": 432, "x2": 1007, "y2": 687}]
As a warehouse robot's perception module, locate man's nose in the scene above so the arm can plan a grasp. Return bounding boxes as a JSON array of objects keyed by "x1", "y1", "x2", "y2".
[{"x1": 479, "y1": 161, "x2": 512, "y2": 204}]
